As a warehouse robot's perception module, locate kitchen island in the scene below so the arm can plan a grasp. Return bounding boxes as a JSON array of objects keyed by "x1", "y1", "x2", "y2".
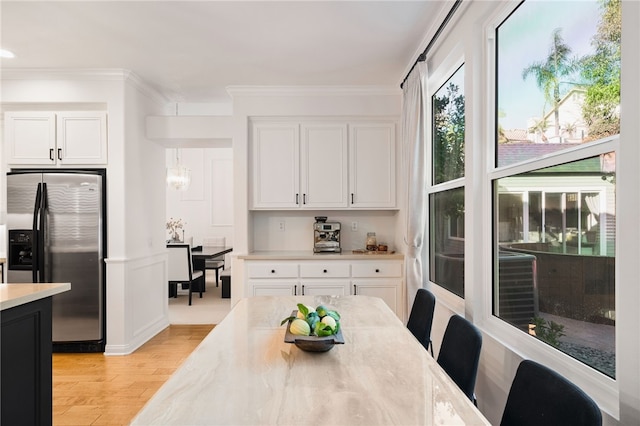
[
  {"x1": 1, "y1": 283, "x2": 71, "y2": 426},
  {"x1": 132, "y1": 295, "x2": 490, "y2": 425}
]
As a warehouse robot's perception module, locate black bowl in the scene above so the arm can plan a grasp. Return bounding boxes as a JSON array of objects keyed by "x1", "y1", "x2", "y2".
[
  {"x1": 293, "y1": 338, "x2": 337, "y2": 352},
  {"x1": 283, "y1": 311, "x2": 344, "y2": 353}
]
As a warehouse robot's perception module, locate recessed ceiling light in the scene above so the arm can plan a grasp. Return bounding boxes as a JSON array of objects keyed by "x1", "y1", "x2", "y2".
[{"x1": 0, "y1": 49, "x2": 16, "y2": 58}]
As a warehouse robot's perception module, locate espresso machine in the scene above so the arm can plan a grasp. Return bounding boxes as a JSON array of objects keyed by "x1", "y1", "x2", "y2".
[{"x1": 313, "y1": 216, "x2": 341, "y2": 253}]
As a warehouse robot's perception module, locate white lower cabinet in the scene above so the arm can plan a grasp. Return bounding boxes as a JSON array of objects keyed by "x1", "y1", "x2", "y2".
[
  {"x1": 351, "y1": 260, "x2": 403, "y2": 319},
  {"x1": 352, "y1": 280, "x2": 402, "y2": 316},
  {"x1": 245, "y1": 258, "x2": 404, "y2": 320},
  {"x1": 300, "y1": 280, "x2": 350, "y2": 296}
]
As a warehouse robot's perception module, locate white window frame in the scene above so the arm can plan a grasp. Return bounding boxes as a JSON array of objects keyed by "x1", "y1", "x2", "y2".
[
  {"x1": 426, "y1": 51, "x2": 467, "y2": 311},
  {"x1": 477, "y1": 1, "x2": 621, "y2": 416}
]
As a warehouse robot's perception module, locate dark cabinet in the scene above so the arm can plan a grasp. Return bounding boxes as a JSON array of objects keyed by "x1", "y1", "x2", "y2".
[{"x1": 1, "y1": 296, "x2": 53, "y2": 426}]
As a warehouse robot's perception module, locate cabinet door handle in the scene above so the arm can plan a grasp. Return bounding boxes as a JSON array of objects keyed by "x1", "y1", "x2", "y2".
[
  {"x1": 301, "y1": 285, "x2": 305, "y2": 295},
  {"x1": 323, "y1": 269, "x2": 327, "y2": 273},
  {"x1": 295, "y1": 193, "x2": 299, "y2": 204},
  {"x1": 303, "y1": 194, "x2": 306, "y2": 204},
  {"x1": 353, "y1": 284, "x2": 357, "y2": 295},
  {"x1": 49, "y1": 149, "x2": 55, "y2": 161},
  {"x1": 294, "y1": 285, "x2": 297, "y2": 296},
  {"x1": 375, "y1": 269, "x2": 380, "y2": 273},
  {"x1": 351, "y1": 193, "x2": 354, "y2": 204},
  {"x1": 271, "y1": 269, "x2": 275, "y2": 274},
  {"x1": 57, "y1": 148, "x2": 62, "y2": 161}
]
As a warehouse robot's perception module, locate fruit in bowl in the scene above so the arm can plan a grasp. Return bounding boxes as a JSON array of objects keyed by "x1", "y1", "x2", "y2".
[{"x1": 281, "y1": 303, "x2": 344, "y2": 352}]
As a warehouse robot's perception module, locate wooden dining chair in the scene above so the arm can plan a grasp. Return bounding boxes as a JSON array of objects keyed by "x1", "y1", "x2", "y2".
[
  {"x1": 202, "y1": 237, "x2": 225, "y2": 287},
  {"x1": 167, "y1": 244, "x2": 204, "y2": 305},
  {"x1": 500, "y1": 359, "x2": 602, "y2": 426},
  {"x1": 406, "y1": 288, "x2": 436, "y2": 355},
  {"x1": 436, "y1": 314, "x2": 482, "y2": 403}
]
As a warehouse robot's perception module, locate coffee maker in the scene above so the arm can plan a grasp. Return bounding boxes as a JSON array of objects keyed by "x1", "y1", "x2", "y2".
[{"x1": 313, "y1": 216, "x2": 341, "y2": 253}]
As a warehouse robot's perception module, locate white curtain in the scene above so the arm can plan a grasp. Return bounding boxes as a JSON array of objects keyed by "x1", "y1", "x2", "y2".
[
  {"x1": 584, "y1": 194, "x2": 600, "y2": 229},
  {"x1": 402, "y1": 62, "x2": 429, "y2": 315}
]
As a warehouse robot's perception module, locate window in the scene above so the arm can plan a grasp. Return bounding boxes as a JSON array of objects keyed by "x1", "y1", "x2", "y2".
[
  {"x1": 433, "y1": 65, "x2": 465, "y2": 184},
  {"x1": 429, "y1": 65, "x2": 465, "y2": 297},
  {"x1": 430, "y1": 188, "x2": 465, "y2": 297},
  {"x1": 494, "y1": 0, "x2": 620, "y2": 378}
]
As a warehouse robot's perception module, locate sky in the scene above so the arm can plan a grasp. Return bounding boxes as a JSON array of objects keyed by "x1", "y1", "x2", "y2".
[{"x1": 497, "y1": 0, "x2": 602, "y2": 130}]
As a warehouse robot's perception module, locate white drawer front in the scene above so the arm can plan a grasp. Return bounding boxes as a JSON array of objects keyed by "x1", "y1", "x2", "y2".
[
  {"x1": 250, "y1": 283, "x2": 297, "y2": 296},
  {"x1": 247, "y1": 262, "x2": 298, "y2": 278},
  {"x1": 299, "y1": 262, "x2": 350, "y2": 278},
  {"x1": 351, "y1": 261, "x2": 402, "y2": 278}
]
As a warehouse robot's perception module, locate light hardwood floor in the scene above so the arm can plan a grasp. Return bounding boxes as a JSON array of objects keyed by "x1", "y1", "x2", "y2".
[{"x1": 52, "y1": 324, "x2": 214, "y2": 425}]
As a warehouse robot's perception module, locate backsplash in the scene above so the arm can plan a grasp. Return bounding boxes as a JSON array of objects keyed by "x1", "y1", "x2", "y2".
[{"x1": 251, "y1": 210, "x2": 399, "y2": 252}]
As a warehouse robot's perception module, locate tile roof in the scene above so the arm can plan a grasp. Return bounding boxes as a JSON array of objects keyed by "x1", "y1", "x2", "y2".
[{"x1": 497, "y1": 142, "x2": 584, "y2": 168}]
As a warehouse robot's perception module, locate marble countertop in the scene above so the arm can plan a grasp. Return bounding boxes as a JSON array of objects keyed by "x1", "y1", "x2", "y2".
[
  {"x1": 132, "y1": 295, "x2": 490, "y2": 425},
  {"x1": 239, "y1": 250, "x2": 404, "y2": 260},
  {"x1": 0, "y1": 283, "x2": 71, "y2": 311}
]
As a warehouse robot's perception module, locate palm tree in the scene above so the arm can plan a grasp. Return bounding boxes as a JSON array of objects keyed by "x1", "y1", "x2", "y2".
[
  {"x1": 528, "y1": 117, "x2": 549, "y2": 143},
  {"x1": 562, "y1": 122, "x2": 577, "y2": 139},
  {"x1": 522, "y1": 28, "x2": 576, "y2": 137}
]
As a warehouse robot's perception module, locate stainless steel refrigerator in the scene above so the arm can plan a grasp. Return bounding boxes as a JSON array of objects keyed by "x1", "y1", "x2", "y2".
[{"x1": 6, "y1": 170, "x2": 106, "y2": 352}]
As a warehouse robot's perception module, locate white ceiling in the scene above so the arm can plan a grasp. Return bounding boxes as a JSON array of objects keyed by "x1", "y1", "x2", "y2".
[{"x1": 0, "y1": 1, "x2": 445, "y2": 104}]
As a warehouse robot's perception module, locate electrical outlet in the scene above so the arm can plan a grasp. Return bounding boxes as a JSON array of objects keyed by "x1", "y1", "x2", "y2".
[
  {"x1": 351, "y1": 221, "x2": 358, "y2": 231},
  {"x1": 278, "y1": 221, "x2": 285, "y2": 231}
]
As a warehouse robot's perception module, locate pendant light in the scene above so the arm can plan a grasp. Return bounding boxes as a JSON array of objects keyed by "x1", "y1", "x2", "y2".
[
  {"x1": 165, "y1": 103, "x2": 191, "y2": 190},
  {"x1": 166, "y1": 148, "x2": 191, "y2": 190}
]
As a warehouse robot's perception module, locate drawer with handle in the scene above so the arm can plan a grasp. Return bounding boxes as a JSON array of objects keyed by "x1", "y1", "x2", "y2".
[
  {"x1": 351, "y1": 261, "x2": 402, "y2": 278},
  {"x1": 247, "y1": 262, "x2": 298, "y2": 278},
  {"x1": 299, "y1": 262, "x2": 350, "y2": 278}
]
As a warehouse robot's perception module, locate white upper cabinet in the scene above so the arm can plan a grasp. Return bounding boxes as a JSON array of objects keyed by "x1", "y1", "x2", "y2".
[
  {"x1": 251, "y1": 122, "x2": 300, "y2": 209},
  {"x1": 4, "y1": 112, "x2": 56, "y2": 165},
  {"x1": 5, "y1": 111, "x2": 107, "y2": 166},
  {"x1": 349, "y1": 122, "x2": 396, "y2": 208},
  {"x1": 300, "y1": 123, "x2": 348, "y2": 209},
  {"x1": 56, "y1": 112, "x2": 108, "y2": 165},
  {"x1": 251, "y1": 119, "x2": 396, "y2": 210}
]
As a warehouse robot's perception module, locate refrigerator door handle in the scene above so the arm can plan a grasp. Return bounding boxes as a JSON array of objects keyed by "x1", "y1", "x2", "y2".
[
  {"x1": 31, "y1": 183, "x2": 42, "y2": 283},
  {"x1": 39, "y1": 182, "x2": 49, "y2": 283}
]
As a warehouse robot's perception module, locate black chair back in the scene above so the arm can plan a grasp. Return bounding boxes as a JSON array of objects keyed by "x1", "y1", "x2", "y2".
[
  {"x1": 500, "y1": 359, "x2": 602, "y2": 426},
  {"x1": 436, "y1": 314, "x2": 482, "y2": 402},
  {"x1": 406, "y1": 288, "x2": 436, "y2": 355}
]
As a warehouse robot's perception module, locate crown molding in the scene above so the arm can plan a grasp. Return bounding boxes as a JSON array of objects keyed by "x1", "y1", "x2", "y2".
[
  {"x1": 1, "y1": 68, "x2": 130, "y2": 81},
  {"x1": 225, "y1": 85, "x2": 402, "y2": 98},
  {"x1": 1, "y1": 68, "x2": 169, "y2": 104},
  {"x1": 122, "y1": 70, "x2": 171, "y2": 105}
]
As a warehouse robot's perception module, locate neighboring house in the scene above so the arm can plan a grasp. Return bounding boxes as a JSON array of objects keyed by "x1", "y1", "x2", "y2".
[
  {"x1": 528, "y1": 88, "x2": 589, "y2": 143},
  {"x1": 501, "y1": 128, "x2": 529, "y2": 144},
  {"x1": 496, "y1": 147, "x2": 615, "y2": 257}
]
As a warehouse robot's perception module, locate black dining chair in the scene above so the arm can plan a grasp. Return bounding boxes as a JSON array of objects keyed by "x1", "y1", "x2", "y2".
[
  {"x1": 202, "y1": 237, "x2": 226, "y2": 287},
  {"x1": 167, "y1": 244, "x2": 205, "y2": 305},
  {"x1": 406, "y1": 288, "x2": 436, "y2": 355},
  {"x1": 436, "y1": 314, "x2": 482, "y2": 403},
  {"x1": 500, "y1": 359, "x2": 602, "y2": 426}
]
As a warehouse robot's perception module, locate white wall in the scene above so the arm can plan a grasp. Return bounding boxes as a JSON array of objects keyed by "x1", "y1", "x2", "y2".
[
  {"x1": 115, "y1": 76, "x2": 168, "y2": 354},
  {"x1": 165, "y1": 147, "x2": 234, "y2": 250},
  {"x1": 251, "y1": 210, "x2": 398, "y2": 252}
]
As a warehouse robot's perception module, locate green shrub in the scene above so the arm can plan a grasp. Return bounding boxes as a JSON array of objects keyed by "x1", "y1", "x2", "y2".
[{"x1": 530, "y1": 316, "x2": 566, "y2": 347}]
